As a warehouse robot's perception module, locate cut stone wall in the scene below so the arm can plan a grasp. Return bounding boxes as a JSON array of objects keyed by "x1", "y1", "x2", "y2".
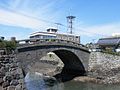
[
  {"x1": 0, "y1": 55, "x2": 25, "y2": 90},
  {"x1": 89, "y1": 52, "x2": 120, "y2": 71},
  {"x1": 89, "y1": 52, "x2": 120, "y2": 84}
]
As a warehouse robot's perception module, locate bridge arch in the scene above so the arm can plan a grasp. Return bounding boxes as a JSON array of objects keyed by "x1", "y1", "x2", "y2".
[
  {"x1": 51, "y1": 49, "x2": 86, "y2": 82},
  {"x1": 16, "y1": 42, "x2": 90, "y2": 81},
  {"x1": 52, "y1": 49, "x2": 86, "y2": 75}
]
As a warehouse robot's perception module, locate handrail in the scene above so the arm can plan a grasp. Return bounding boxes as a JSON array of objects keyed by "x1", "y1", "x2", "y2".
[{"x1": 17, "y1": 38, "x2": 87, "y2": 48}]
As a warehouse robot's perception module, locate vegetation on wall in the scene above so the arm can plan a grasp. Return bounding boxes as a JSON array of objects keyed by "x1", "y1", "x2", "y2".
[
  {"x1": 102, "y1": 48, "x2": 120, "y2": 56},
  {"x1": 0, "y1": 39, "x2": 17, "y2": 54}
]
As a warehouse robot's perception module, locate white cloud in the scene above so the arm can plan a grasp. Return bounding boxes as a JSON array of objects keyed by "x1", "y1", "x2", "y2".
[
  {"x1": 0, "y1": 0, "x2": 65, "y2": 32},
  {"x1": 74, "y1": 22, "x2": 120, "y2": 37},
  {"x1": 0, "y1": 9, "x2": 51, "y2": 30}
]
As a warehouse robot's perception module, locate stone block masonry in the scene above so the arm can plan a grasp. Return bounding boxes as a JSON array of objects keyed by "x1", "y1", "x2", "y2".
[
  {"x1": 89, "y1": 52, "x2": 120, "y2": 84},
  {"x1": 0, "y1": 55, "x2": 25, "y2": 90}
]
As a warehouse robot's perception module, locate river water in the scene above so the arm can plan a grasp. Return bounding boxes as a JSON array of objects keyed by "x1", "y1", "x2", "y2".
[
  {"x1": 25, "y1": 80, "x2": 120, "y2": 90},
  {"x1": 25, "y1": 72, "x2": 120, "y2": 90}
]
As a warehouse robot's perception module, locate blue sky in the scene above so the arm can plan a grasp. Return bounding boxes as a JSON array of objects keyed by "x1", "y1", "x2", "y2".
[{"x1": 0, "y1": 0, "x2": 120, "y2": 44}]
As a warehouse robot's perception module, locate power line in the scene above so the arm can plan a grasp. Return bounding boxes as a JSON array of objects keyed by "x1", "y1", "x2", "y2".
[
  {"x1": 55, "y1": 23, "x2": 108, "y2": 37},
  {"x1": 2, "y1": 8, "x2": 109, "y2": 37}
]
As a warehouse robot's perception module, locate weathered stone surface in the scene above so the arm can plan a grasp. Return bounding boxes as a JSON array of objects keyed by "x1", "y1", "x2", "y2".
[
  {"x1": 2, "y1": 81, "x2": 10, "y2": 88},
  {"x1": 0, "y1": 86, "x2": 3, "y2": 90},
  {"x1": 3, "y1": 87, "x2": 7, "y2": 90},
  {"x1": 0, "y1": 72, "x2": 5, "y2": 78},
  {"x1": 2, "y1": 58, "x2": 9, "y2": 64},
  {"x1": 43, "y1": 76, "x2": 57, "y2": 86},
  {"x1": 10, "y1": 63, "x2": 17, "y2": 68},
  {"x1": 0, "y1": 67, "x2": 9, "y2": 74},
  {"x1": 73, "y1": 76, "x2": 99, "y2": 83},
  {"x1": 7, "y1": 86, "x2": 16, "y2": 90},
  {"x1": 15, "y1": 84, "x2": 22, "y2": 90},
  {"x1": 10, "y1": 80, "x2": 19, "y2": 86},
  {"x1": 13, "y1": 74, "x2": 20, "y2": 80},
  {"x1": 0, "y1": 78, "x2": 4, "y2": 85},
  {"x1": 0, "y1": 55, "x2": 25, "y2": 89},
  {"x1": 0, "y1": 63, "x2": 3, "y2": 68},
  {"x1": 3, "y1": 75, "x2": 13, "y2": 82},
  {"x1": 0, "y1": 67, "x2": 5, "y2": 72},
  {"x1": 89, "y1": 52, "x2": 120, "y2": 84},
  {"x1": 16, "y1": 68, "x2": 23, "y2": 75},
  {"x1": 16, "y1": 43, "x2": 90, "y2": 75},
  {"x1": 18, "y1": 79, "x2": 24, "y2": 84}
]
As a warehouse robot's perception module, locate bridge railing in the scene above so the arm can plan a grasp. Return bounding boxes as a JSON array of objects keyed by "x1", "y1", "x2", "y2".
[{"x1": 17, "y1": 38, "x2": 87, "y2": 48}]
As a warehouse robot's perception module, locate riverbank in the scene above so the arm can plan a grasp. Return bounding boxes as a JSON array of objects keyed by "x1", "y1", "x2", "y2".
[
  {"x1": 87, "y1": 52, "x2": 120, "y2": 84},
  {"x1": 0, "y1": 55, "x2": 25, "y2": 90},
  {"x1": 1, "y1": 51, "x2": 120, "y2": 90}
]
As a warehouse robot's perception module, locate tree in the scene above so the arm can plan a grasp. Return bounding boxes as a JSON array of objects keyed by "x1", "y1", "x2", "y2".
[{"x1": 0, "y1": 40, "x2": 17, "y2": 54}]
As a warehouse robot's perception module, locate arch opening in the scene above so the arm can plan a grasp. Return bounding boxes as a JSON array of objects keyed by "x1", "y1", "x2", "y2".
[{"x1": 53, "y1": 49, "x2": 86, "y2": 82}]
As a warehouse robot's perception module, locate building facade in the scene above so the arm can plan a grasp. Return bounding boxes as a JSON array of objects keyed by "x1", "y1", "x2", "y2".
[{"x1": 30, "y1": 28, "x2": 80, "y2": 43}]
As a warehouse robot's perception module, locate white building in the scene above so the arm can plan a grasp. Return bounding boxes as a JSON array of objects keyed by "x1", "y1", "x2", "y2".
[{"x1": 30, "y1": 28, "x2": 80, "y2": 43}]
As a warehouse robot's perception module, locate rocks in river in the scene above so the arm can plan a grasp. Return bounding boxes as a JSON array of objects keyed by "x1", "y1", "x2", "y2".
[
  {"x1": 25, "y1": 72, "x2": 57, "y2": 88},
  {"x1": 43, "y1": 76, "x2": 57, "y2": 86},
  {"x1": 73, "y1": 76, "x2": 99, "y2": 83}
]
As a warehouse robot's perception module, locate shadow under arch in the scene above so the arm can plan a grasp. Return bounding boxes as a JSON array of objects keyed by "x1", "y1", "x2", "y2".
[{"x1": 53, "y1": 49, "x2": 86, "y2": 82}]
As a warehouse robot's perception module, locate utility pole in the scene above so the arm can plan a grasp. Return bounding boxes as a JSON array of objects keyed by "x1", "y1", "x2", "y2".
[
  {"x1": 66, "y1": 16, "x2": 76, "y2": 34},
  {"x1": 54, "y1": 23, "x2": 62, "y2": 31}
]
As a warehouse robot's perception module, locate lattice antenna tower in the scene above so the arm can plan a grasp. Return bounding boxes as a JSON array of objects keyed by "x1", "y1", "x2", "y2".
[{"x1": 66, "y1": 16, "x2": 76, "y2": 34}]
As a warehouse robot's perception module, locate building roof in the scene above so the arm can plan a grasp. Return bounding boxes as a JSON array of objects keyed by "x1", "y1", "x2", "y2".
[
  {"x1": 30, "y1": 32, "x2": 57, "y2": 37},
  {"x1": 97, "y1": 37, "x2": 120, "y2": 46},
  {"x1": 30, "y1": 31, "x2": 80, "y2": 37}
]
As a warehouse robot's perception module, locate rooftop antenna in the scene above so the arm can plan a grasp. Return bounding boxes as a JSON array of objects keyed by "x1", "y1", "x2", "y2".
[
  {"x1": 66, "y1": 15, "x2": 76, "y2": 34},
  {"x1": 54, "y1": 23, "x2": 62, "y2": 31}
]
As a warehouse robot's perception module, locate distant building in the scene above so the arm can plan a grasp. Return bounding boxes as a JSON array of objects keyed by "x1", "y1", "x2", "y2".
[
  {"x1": 11, "y1": 37, "x2": 16, "y2": 41},
  {"x1": 0, "y1": 36, "x2": 5, "y2": 40},
  {"x1": 30, "y1": 28, "x2": 80, "y2": 43},
  {"x1": 97, "y1": 36, "x2": 120, "y2": 52}
]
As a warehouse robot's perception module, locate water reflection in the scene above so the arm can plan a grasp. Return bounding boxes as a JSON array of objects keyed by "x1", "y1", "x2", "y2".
[
  {"x1": 25, "y1": 72, "x2": 64, "y2": 90},
  {"x1": 25, "y1": 72, "x2": 120, "y2": 90},
  {"x1": 64, "y1": 81, "x2": 120, "y2": 90}
]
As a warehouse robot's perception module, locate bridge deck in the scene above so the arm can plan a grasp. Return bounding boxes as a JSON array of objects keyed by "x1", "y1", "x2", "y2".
[{"x1": 17, "y1": 38, "x2": 89, "y2": 52}]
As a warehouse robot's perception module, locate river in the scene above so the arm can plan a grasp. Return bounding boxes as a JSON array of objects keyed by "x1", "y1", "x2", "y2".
[
  {"x1": 25, "y1": 80, "x2": 120, "y2": 90},
  {"x1": 25, "y1": 72, "x2": 120, "y2": 90}
]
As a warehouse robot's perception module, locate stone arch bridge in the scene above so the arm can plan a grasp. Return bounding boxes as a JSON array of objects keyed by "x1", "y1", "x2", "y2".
[{"x1": 16, "y1": 39, "x2": 90, "y2": 77}]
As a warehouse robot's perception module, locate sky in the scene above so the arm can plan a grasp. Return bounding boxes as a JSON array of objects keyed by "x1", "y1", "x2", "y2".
[{"x1": 0, "y1": 0, "x2": 120, "y2": 44}]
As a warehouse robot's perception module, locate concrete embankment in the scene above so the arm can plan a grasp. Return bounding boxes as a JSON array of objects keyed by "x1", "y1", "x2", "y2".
[
  {"x1": 87, "y1": 52, "x2": 120, "y2": 84},
  {"x1": 0, "y1": 55, "x2": 25, "y2": 90}
]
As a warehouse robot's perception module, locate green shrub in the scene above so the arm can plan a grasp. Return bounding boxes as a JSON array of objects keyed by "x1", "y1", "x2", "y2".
[{"x1": 0, "y1": 40, "x2": 16, "y2": 54}]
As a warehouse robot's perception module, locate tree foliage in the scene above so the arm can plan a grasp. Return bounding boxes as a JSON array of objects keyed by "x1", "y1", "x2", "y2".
[{"x1": 0, "y1": 39, "x2": 17, "y2": 54}]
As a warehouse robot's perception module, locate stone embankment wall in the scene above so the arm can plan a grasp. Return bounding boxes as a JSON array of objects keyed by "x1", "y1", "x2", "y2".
[
  {"x1": 0, "y1": 55, "x2": 25, "y2": 90},
  {"x1": 89, "y1": 52, "x2": 120, "y2": 84}
]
